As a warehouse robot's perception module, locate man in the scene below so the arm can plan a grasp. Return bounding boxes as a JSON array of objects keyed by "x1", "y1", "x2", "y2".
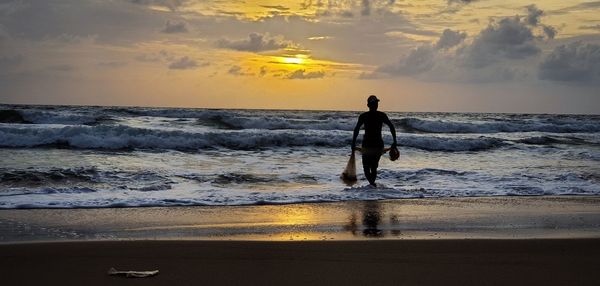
[{"x1": 351, "y1": 95, "x2": 397, "y2": 187}]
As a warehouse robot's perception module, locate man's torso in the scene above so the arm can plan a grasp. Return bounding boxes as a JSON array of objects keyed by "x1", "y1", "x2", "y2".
[{"x1": 360, "y1": 111, "x2": 386, "y2": 148}]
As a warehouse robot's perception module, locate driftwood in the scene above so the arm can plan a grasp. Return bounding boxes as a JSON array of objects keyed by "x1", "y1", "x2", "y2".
[{"x1": 107, "y1": 267, "x2": 159, "y2": 278}]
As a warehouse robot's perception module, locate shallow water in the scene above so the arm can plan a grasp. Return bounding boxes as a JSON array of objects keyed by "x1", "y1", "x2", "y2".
[{"x1": 0, "y1": 105, "x2": 599, "y2": 208}]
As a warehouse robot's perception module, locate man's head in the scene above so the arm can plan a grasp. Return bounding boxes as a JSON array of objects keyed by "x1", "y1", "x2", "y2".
[{"x1": 367, "y1": 95, "x2": 379, "y2": 111}]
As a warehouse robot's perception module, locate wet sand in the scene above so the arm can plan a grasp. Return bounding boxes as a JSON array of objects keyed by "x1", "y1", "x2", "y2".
[
  {"x1": 2, "y1": 196, "x2": 600, "y2": 241},
  {"x1": 2, "y1": 239, "x2": 599, "y2": 286}
]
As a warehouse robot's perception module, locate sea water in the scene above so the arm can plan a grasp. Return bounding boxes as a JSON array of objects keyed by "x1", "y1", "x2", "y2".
[{"x1": 0, "y1": 105, "x2": 598, "y2": 208}]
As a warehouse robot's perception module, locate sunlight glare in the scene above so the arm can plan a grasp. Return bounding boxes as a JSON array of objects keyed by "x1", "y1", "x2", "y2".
[{"x1": 281, "y1": 57, "x2": 304, "y2": 64}]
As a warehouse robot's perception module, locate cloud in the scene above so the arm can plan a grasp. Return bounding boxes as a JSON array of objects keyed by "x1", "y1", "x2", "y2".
[
  {"x1": 161, "y1": 20, "x2": 187, "y2": 33},
  {"x1": 301, "y1": 0, "x2": 325, "y2": 9},
  {"x1": 376, "y1": 46, "x2": 436, "y2": 76},
  {"x1": 47, "y1": 64, "x2": 74, "y2": 71},
  {"x1": 260, "y1": 5, "x2": 290, "y2": 11},
  {"x1": 259, "y1": 66, "x2": 267, "y2": 77},
  {"x1": 435, "y1": 29, "x2": 467, "y2": 49},
  {"x1": 0, "y1": 0, "x2": 28, "y2": 16},
  {"x1": 371, "y1": 6, "x2": 554, "y2": 81},
  {"x1": 361, "y1": 0, "x2": 371, "y2": 16},
  {"x1": 217, "y1": 33, "x2": 293, "y2": 52},
  {"x1": 97, "y1": 61, "x2": 128, "y2": 68},
  {"x1": 580, "y1": 24, "x2": 600, "y2": 31},
  {"x1": 340, "y1": 10, "x2": 354, "y2": 18},
  {"x1": 313, "y1": 0, "x2": 396, "y2": 19},
  {"x1": 135, "y1": 54, "x2": 161, "y2": 62},
  {"x1": 525, "y1": 4, "x2": 544, "y2": 26},
  {"x1": 549, "y1": 1, "x2": 600, "y2": 15},
  {"x1": 524, "y1": 4, "x2": 556, "y2": 39},
  {"x1": 0, "y1": 1, "x2": 166, "y2": 45},
  {"x1": 461, "y1": 16, "x2": 540, "y2": 68},
  {"x1": 447, "y1": 0, "x2": 477, "y2": 4},
  {"x1": 228, "y1": 65, "x2": 253, "y2": 76},
  {"x1": 377, "y1": 28, "x2": 465, "y2": 76},
  {"x1": 308, "y1": 36, "x2": 333, "y2": 41},
  {"x1": 129, "y1": 0, "x2": 185, "y2": 11},
  {"x1": 445, "y1": 0, "x2": 478, "y2": 11},
  {"x1": 168, "y1": 56, "x2": 198, "y2": 70},
  {"x1": 375, "y1": 15, "x2": 542, "y2": 76},
  {"x1": 0, "y1": 24, "x2": 11, "y2": 50},
  {"x1": 538, "y1": 42, "x2": 600, "y2": 83},
  {"x1": 316, "y1": 9, "x2": 354, "y2": 18},
  {"x1": 228, "y1": 65, "x2": 242, "y2": 75},
  {"x1": 286, "y1": 69, "x2": 325, "y2": 79},
  {"x1": 0, "y1": 54, "x2": 24, "y2": 68},
  {"x1": 542, "y1": 25, "x2": 556, "y2": 39},
  {"x1": 136, "y1": 50, "x2": 178, "y2": 63},
  {"x1": 0, "y1": 54, "x2": 24, "y2": 76},
  {"x1": 50, "y1": 33, "x2": 98, "y2": 44}
]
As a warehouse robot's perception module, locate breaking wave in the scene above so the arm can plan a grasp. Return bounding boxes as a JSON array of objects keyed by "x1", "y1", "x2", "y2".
[
  {"x1": 1, "y1": 109, "x2": 110, "y2": 125},
  {"x1": 0, "y1": 124, "x2": 510, "y2": 152},
  {"x1": 4, "y1": 106, "x2": 599, "y2": 135},
  {"x1": 196, "y1": 113, "x2": 354, "y2": 131},
  {"x1": 397, "y1": 117, "x2": 600, "y2": 133}
]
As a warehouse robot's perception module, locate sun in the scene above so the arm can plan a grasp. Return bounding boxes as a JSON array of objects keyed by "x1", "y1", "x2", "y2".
[
  {"x1": 278, "y1": 54, "x2": 309, "y2": 65},
  {"x1": 281, "y1": 57, "x2": 304, "y2": 64}
]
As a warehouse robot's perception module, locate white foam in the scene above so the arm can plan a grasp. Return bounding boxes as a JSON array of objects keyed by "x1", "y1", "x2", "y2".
[
  {"x1": 402, "y1": 117, "x2": 600, "y2": 133},
  {"x1": 18, "y1": 110, "x2": 101, "y2": 125},
  {"x1": 0, "y1": 124, "x2": 513, "y2": 151}
]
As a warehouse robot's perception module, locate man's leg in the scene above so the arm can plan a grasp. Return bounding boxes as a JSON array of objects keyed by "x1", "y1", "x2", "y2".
[
  {"x1": 369, "y1": 154, "x2": 381, "y2": 186},
  {"x1": 362, "y1": 153, "x2": 380, "y2": 186},
  {"x1": 362, "y1": 154, "x2": 375, "y2": 185}
]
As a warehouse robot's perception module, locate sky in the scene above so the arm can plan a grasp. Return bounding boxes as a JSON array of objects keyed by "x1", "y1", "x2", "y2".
[{"x1": 0, "y1": 0, "x2": 599, "y2": 114}]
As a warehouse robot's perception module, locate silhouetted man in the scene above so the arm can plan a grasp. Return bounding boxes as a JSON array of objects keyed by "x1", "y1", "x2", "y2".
[{"x1": 351, "y1": 95, "x2": 397, "y2": 187}]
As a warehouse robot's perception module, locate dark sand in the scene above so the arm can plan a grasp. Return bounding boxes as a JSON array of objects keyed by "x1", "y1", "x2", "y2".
[{"x1": 2, "y1": 239, "x2": 599, "y2": 286}]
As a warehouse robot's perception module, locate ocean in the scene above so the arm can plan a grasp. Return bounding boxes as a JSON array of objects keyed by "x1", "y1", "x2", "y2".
[{"x1": 0, "y1": 105, "x2": 599, "y2": 209}]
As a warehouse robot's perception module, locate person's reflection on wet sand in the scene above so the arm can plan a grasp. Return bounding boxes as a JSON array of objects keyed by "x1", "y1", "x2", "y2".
[
  {"x1": 344, "y1": 201, "x2": 402, "y2": 237},
  {"x1": 362, "y1": 201, "x2": 383, "y2": 237},
  {"x1": 343, "y1": 213, "x2": 359, "y2": 235},
  {"x1": 390, "y1": 214, "x2": 401, "y2": 236}
]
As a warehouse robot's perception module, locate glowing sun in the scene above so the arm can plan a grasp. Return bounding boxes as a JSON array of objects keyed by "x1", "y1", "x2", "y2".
[{"x1": 281, "y1": 57, "x2": 304, "y2": 64}]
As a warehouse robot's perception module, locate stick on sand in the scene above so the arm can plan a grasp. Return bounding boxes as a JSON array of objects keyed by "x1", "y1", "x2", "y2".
[{"x1": 107, "y1": 267, "x2": 159, "y2": 278}]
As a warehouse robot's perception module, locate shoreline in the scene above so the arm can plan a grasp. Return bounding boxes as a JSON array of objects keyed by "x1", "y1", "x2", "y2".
[
  {"x1": 2, "y1": 196, "x2": 600, "y2": 242},
  {"x1": 3, "y1": 193, "x2": 599, "y2": 210}
]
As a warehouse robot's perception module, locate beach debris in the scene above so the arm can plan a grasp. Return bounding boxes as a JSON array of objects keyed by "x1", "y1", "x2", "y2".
[
  {"x1": 107, "y1": 267, "x2": 159, "y2": 278},
  {"x1": 341, "y1": 151, "x2": 357, "y2": 185}
]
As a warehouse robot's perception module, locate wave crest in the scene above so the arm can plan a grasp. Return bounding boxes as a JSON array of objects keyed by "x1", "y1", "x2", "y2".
[
  {"x1": 0, "y1": 124, "x2": 508, "y2": 152},
  {"x1": 397, "y1": 117, "x2": 600, "y2": 133}
]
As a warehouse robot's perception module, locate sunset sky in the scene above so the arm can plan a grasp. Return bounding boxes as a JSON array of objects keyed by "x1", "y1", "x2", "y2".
[{"x1": 0, "y1": 0, "x2": 599, "y2": 113}]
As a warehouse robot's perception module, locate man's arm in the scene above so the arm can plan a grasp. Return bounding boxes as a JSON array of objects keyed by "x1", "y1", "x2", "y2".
[
  {"x1": 383, "y1": 113, "x2": 397, "y2": 147},
  {"x1": 351, "y1": 115, "x2": 364, "y2": 151}
]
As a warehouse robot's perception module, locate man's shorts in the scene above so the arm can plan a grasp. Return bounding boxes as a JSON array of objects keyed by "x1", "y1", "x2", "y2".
[{"x1": 361, "y1": 147, "x2": 383, "y2": 168}]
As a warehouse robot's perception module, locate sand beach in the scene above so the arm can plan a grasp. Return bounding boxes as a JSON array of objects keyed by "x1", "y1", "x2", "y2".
[
  {"x1": 2, "y1": 239, "x2": 599, "y2": 286},
  {"x1": 2, "y1": 196, "x2": 600, "y2": 285}
]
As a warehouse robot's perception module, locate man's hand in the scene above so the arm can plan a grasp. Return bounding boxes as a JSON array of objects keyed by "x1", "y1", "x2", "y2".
[{"x1": 391, "y1": 142, "x2": 397, "y2": 148}]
